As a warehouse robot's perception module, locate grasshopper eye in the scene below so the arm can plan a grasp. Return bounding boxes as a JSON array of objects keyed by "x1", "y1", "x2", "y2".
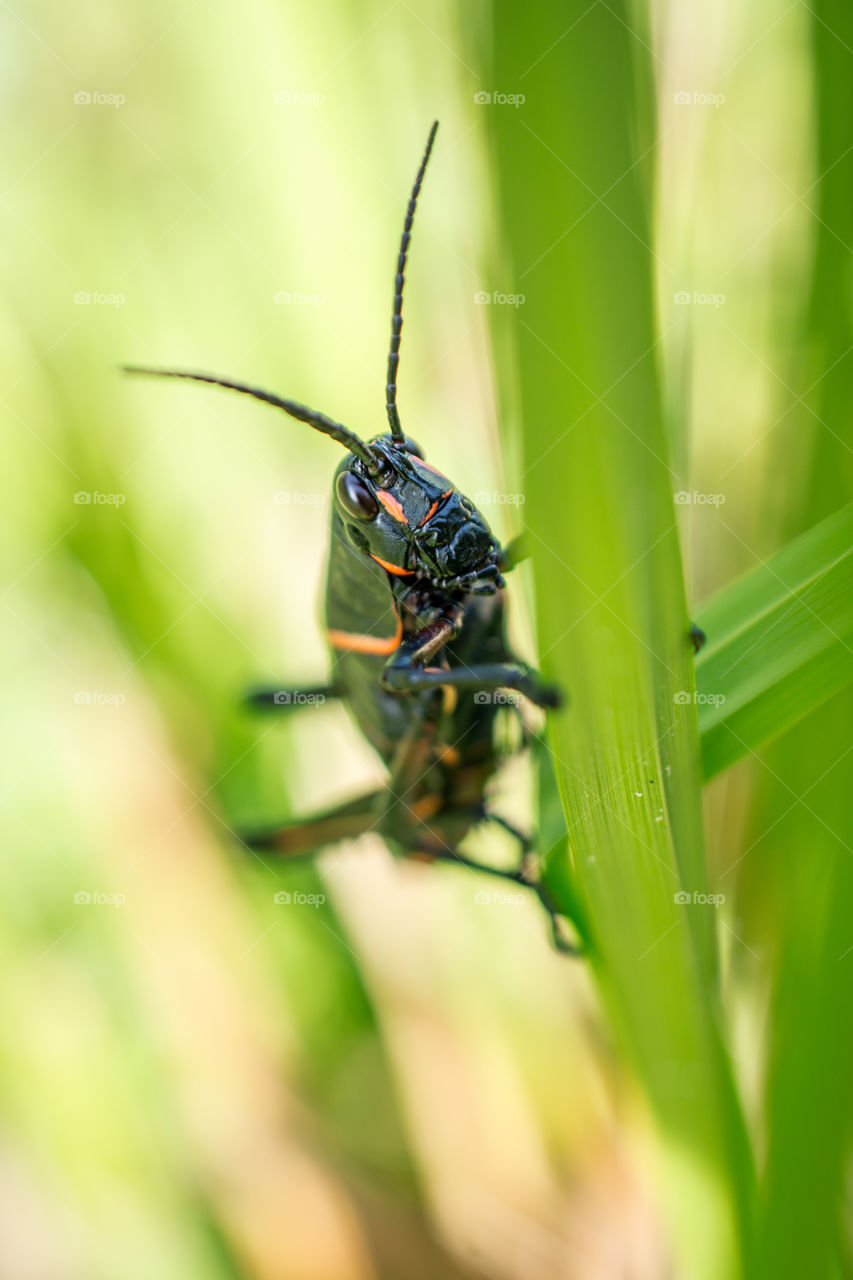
[
  {"x1": 402, "y1": 437, "x2": 423, "y2": 459},
  {"x1": 336, "y1": 470, "x2": 379, "y2": 520}
]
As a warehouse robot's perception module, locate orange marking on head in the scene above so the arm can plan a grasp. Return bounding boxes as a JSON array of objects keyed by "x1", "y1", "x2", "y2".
[
  {"x1": 370, "y1": 554, "x2": 414, "y2": 577},
  {"x1": 376, "y1": 489, "x2": 408, "y2": 524},
  {"x1": 327, "y1": 616, "x2": 402, "y2": 655}
]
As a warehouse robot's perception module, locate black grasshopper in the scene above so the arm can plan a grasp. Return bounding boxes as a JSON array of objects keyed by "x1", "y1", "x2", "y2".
[{"x1": 125, "y1": 121, "x2": 576, "y2": 951}]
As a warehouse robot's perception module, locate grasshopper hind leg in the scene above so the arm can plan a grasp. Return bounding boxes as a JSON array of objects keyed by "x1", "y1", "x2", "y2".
[
  {"x1": 235, "y1": 753, "x2": 581, "y2": 954},
  {"x1": 237, "y1": 789, "x2": 382, "y2": 858}
]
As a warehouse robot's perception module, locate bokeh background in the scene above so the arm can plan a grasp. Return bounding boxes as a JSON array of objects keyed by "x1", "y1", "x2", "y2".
[{"x1": 2, "y1": 1, "x2": 851, "y2": 1277}]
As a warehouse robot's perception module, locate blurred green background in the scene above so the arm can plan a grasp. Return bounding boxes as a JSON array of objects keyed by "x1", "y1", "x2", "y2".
[{"x1": 2, "y1": 1, "x2": 852, "y2": 1277}]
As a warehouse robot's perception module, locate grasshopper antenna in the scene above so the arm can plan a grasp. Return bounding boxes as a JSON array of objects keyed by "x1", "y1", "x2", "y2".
[
  {"x1": 121, "y1": 367, "x2": 377, "y2": 469},
  {"x1": 385, "y1": 120, "x2": 438, "y2": 444}
]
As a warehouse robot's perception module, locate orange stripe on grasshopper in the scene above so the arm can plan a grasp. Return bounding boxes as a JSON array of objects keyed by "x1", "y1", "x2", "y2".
[
  {"x1": 327, "y1": 616, "x2": 403, "y2": 655},
  {"x1": 418, "y1": 498, "x2": 440, "y2": 527},
  {"x1": 417, "y1": 489, "x2": 453, "y2": 529},
  {"x1": 370, "y1": 553, "x2": 414, "y2": 576},
  {"x1": 376, "y1": 489, "x2": 408, "y2": 524}
]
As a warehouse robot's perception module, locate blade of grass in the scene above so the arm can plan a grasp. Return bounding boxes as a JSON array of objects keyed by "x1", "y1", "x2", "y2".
[
  {"x1": 751, "y1": 2, "x2": 853, "y2": 1274},
  {"x1": 483, "y1": 2, "x2": 755, "y2": 1274},
  {"x1": 695, "y1": 501, "x2": 853, "y2": 779}
]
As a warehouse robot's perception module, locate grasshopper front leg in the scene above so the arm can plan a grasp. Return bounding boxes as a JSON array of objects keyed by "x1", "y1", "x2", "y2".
[{"x1": 380, "y1": 618, "x2": 562, "y2": 711}]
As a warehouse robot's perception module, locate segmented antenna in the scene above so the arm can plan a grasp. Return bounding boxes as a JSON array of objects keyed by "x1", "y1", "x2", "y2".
[
  {"x1": 385, "y1": 120, "x2": 439, "y2": 443},
  {"x1": 122, "y1": 367, "x2": 377, "y2": 468}
]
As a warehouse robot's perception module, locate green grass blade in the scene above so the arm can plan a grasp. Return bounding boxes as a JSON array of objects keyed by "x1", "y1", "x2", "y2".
[
  {"x1": 484, "y1": 2, "x2": 755, "y2": 1273},
  {"x1": 696, "y1": 502, "x2": 853, "y2": 779},
  {"x1": 749, "y1": 1, "x2": 853, "y2": 1272}
]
